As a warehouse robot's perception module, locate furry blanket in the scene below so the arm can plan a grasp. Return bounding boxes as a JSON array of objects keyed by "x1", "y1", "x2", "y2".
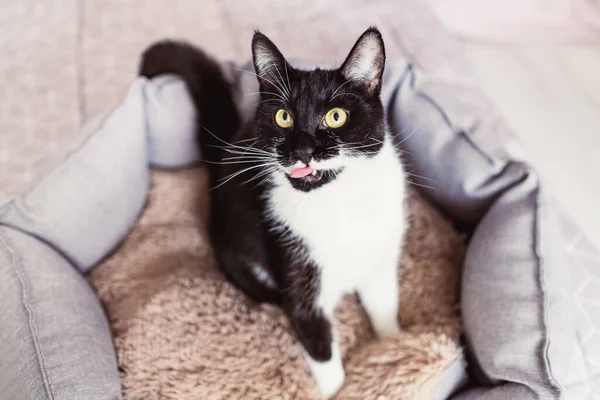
[{"x1": 89, "y1": 168, "x2": 465, "y2": 400}]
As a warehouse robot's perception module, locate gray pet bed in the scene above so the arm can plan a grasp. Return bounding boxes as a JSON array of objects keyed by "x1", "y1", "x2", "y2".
[{"x1": 0, "y1": 60, "x2": 597, "y2": 400}]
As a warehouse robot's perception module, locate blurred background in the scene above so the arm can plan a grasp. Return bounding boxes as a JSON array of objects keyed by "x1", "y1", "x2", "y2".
[
  {"x1": 427, "y1": 0, "x2": 600, "y2": 248},
  {"x1": 0, "y1": 0, "x2": 599, "y2": 247}
]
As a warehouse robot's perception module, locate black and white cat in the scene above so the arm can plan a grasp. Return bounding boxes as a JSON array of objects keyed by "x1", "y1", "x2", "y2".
[{"x1": 141, "y1": 27, "x2": 407, "y2": 398}]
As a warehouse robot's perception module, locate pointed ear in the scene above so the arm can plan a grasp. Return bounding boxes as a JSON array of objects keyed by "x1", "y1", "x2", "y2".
[
  {"x1": 340, "y1": 28, "x2": 385, "y2": 95},
  {"x1": 251, "y1": 31, "x2": 288, "y2": 90}
]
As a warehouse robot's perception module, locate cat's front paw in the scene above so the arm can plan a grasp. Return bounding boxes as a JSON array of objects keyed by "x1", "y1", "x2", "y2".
[
  {"x1": 309, "y1": 355, "x2": 346, "y2": 399},
  {"x1": 373, "y1": 319, "x2": 401, "y2": 338}
]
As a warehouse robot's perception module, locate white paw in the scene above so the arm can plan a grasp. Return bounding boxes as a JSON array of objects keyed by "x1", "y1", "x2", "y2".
[
  {"x1": 308, "y1": 355, "x2": 346, "y2": 399},
  {"x1": 373, "y1": 318, "x2": 401, "y2": 338}
]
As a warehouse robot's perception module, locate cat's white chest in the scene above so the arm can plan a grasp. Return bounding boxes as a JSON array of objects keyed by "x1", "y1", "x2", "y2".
[{"x1": 267, "y1": 140, "x2": 407, "y2": 307}]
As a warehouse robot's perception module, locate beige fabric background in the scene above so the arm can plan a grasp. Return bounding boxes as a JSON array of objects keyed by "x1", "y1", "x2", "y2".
[
  {"x1": 0, "y1": 0, "x2": 478, "y2": 200},
  {"x1": 88, "y1": 169, "x2": 465, "y2": 400}
]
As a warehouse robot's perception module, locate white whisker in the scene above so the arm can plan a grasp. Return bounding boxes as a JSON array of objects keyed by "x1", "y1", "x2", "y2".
[
  {"x1": 202, "y1": 127, "x2": 273, "y2": 155},
  {"x1": 239, "y1": 165, "x2": 280, "y2": 187},
  {"x1": 404, "y1": 172, "x2": 436, "y2": 183},
  {"x1": 253, "y1": 172, "x2": 276, "y2": 189},
  {"x1": 330, "y1": 91, "x2": 362, "y2": 102},
  {"x1": 254, "y1": 98, "x2": 286, "y2": 107},
  {"x1": 341, "y1": 141, "x2": 382, "y2": 151},
  {"x1": 329, "y1": 80, "x2": 352, "y2": 102},
  {"x1": 205, "y1": 145, "x2": 273, "y2": 157},
  {"x1": 284, "y1": 61, "x2": 292, "y2": 98},
  {"x1": 396, "y1": 127, "x2": 419, "y2": 145},
  {"x1": 244, "y1": 91, "x2": 287, "y2": 102},
  {"x1": 203, "y1": 159, "x2": 275, "y2": 165},
  {"x1": 212, "y1": 163, "x2": 276, "y2": 191},
  {"x1": 405, "y1": 180, "x2": 435, "y2": 190},
  {"x1": 234, "y1": 138, "x2": 259, "y2": 143},
  {"x1": 369, "y1": 135, "x2": 413, "y2": 155},
  {"x1": 269, "y1": 57, "x2": 291, "y2": 98},
  {"x1": 221, "y1": 155, "x2": 276, "y2": 162},
  {"x1": 236, "y1": 68, "x2": 289, "y2": 101}
]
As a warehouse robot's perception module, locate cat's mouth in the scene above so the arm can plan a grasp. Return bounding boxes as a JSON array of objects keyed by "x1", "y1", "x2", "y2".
[{"x1": 288, "y1": 166, "x2": 323, "y2": 182}]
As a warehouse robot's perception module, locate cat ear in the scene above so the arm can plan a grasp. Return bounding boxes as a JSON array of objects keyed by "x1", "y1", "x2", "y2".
[
  {"x1": 252, "y1": 31, "x2": 289, "y2": 90},
  {"x1": 340, "y1": 27, "x2": 385, "y2": 95}
]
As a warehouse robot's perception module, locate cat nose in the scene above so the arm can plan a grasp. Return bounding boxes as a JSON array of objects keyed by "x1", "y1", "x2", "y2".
[
  {"x1": 293, "y1": 148, "x2": 313, "y2": 165},
  {"x1": 292, "y1": 131, "x2": 315, "y2": 165}
]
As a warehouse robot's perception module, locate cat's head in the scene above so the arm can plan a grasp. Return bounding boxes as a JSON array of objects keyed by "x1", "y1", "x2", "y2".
[{"x1": 252, "y1": 27, "x2": 387, "y2": 192}]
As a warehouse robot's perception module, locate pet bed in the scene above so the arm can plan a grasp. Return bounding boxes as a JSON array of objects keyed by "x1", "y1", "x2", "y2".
[
  {"x1": 0, "y1": 63, "x2": 594, "y2": 399},
  {"x1": 88, "y1": 167, "x2": 466, "y2": 400}
]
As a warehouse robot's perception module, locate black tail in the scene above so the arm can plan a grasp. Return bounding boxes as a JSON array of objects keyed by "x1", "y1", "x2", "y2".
[
  {"x1": 140, "y1": 40, "x2": 282, "y2": 305},
  {"x1": 139, "y1": 40, "x2": 240, "y2": 184}
]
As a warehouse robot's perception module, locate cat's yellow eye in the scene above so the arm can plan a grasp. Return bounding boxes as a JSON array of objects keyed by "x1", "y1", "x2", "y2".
[
  {"x1": 324, "y1": 108, "x2": 348, "y2": 129},
  {"x1": 275, "y1": 109, "x2": 293, "y2": 128}
]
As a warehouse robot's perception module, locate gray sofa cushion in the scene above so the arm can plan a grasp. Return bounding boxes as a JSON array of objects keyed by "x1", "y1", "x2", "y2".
[
  {"x1": 0, "y1": 81, "x2": 149, "y2": 273},
  {"x1": 0, "y1": 80, "x2": 148, "y2": 400},
  {"x1": 0, "y1": 225, "x2": 121, "y2": 400},
  {"x1": 0, "y1": 75, "x2": 203, "y2": 400},
  {"x1": 0, "y1": 75, "x2": 198, "y2": 273},
  {"x1": 384, "y1": 64, "x2": 576, "y2": 399}
]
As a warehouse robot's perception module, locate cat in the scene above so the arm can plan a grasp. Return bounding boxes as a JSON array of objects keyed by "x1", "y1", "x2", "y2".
[{"x1": 140, "y1": 27, "x2": 407, "y2": 398}]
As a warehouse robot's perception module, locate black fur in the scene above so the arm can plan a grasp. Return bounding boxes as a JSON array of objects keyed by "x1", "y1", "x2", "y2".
[
  {"x1": 252, "y1": 29, "x2": 385, "y2": 192},
  {"x1": 140, "y1": 40, "x2": 282, "y2": 303},
  {"x1": 139, "y1": 40, "x2": 240, "y2": 185},
  {"x1": 139, "y1": 28, "x2": 387, "y2": 365}
]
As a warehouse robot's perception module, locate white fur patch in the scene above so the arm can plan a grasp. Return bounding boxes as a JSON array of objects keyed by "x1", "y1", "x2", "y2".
[
  {"x1": 304, "y1": 343, "x2": 345, "y2": 398},
  {"x1": 267, "y1": 135, "x2": 407, "y2": 315},
  {"x1": 250, "y1": 263, "x2": 277, "y2": 289},
  {"x1": 358, "y1": 260, "x2": 402, "y2": 337}
]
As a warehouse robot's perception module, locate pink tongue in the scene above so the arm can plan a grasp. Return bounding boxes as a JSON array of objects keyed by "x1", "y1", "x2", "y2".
[{"x1": 289, "y1": 166, "x2": 314, "y2": 179}]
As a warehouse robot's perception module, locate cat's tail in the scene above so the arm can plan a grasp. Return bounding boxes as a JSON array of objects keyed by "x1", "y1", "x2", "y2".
[
  {"x1": 139, "y1": 41, "x2": 283, "y2": 305},
  {"x1": 139, "y1": 40, "x2": 240, "y2": 184}
]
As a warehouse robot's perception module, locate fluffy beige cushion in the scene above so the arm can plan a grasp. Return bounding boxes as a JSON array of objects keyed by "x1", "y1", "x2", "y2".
[{"x1": 89, "y1": 168, "x2": 464, "y2": 400}]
